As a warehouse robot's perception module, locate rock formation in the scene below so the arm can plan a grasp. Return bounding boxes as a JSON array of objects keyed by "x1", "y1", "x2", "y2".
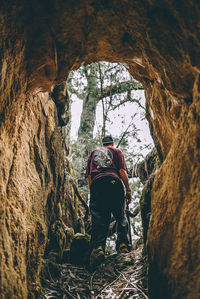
[{"x1": 0, "y1": 1, "x2": 200, "y2": 298}]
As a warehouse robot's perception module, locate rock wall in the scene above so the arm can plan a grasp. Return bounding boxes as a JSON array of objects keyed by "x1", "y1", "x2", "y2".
[
  {"x1": 147, "y1": 87, "x2": 200, "y2": 298},
  {"x1": 0, "y1": 1, "x2": 200, "y2": 298},
  {"x1": 0, "y1": 84, "x2": 77, "y2": 297}
]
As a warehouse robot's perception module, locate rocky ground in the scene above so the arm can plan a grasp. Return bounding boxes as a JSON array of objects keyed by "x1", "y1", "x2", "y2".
[{"x1": 44, "y1": 247, "x2": 148, "y2": 299}]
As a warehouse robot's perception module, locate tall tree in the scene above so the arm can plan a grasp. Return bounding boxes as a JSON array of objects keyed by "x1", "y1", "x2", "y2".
[
  {"x1": 67, "y1": 62, "x2": 143, "y2": 141},
  {"x1": 77, "y1": 64, "x2": 99, "y2": 141}
]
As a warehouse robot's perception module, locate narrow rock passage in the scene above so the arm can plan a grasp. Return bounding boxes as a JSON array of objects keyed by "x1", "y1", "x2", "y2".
[{"x1": 44, "y1": 246, "x2": 148, "y2": 299}]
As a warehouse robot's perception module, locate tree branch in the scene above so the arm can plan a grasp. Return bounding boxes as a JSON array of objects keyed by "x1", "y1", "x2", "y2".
[
  {"x1": 116, "y1": 117, "x2": 136, "y2": 148},
  {"x1": 66, "y1": 83, "x2": 86, "y2": 100},
  {"x1": 98, "y1": 63, "x2": 106, "y2": 137},
  {"x1": 67, "y1": 173, "x2": 89, "y2": 221},
  {"x1": 98, "y1": 80, "x2": 143, "y2": 100},
  {"x1": 111, "y1": 97, "x2": 145, "y2": 111},
  {"x1": 126, "y1": 206, "x2": 140, "y2": 218}
]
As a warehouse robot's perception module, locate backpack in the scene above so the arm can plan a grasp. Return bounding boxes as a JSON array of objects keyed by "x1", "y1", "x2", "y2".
[{"x1": 92, "y1": 147, "x2": 113, "y2": 169}]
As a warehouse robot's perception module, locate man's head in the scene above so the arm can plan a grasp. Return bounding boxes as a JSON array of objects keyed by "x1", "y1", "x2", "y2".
[{"x1": 102, "y1": 135, "x2": 114, "y2": 146}]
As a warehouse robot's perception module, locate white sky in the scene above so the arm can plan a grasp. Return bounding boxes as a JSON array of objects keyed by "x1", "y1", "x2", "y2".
[{"x1": 70, "y1": 91, "x2": 154, "y2": 160}]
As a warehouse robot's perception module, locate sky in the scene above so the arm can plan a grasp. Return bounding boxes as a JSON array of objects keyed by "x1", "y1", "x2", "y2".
[{"x1": 70, "y1": 91, "x2": 154, "y2": 160}]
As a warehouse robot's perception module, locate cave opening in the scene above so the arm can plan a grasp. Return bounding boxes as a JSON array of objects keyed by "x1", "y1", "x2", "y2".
[
  {"x1": 43, "y1": 61, "x2": 153, "y2": 297},
  {"x1": 63, "y1": 61, "x2": 154, "y2": 253}
]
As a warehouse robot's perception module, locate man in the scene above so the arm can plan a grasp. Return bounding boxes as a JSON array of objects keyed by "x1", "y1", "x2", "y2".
[{"x1": 86, "y1": 135, "x2": 132, "y2": 268}]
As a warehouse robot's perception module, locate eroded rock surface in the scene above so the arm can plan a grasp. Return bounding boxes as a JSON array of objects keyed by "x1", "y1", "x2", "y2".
[
  {"x1": 0, "y1": 90, "x2": 77, "y2": 298},
  {"x1": 0, "y1": 1, "x2": 200, "y2": 298}
]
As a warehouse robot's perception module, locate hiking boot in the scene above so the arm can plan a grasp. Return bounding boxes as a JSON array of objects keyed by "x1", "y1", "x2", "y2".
[
  {"x1": 89, "y1": 246, "x2": 105, "y2": 268},
  {"x1": 118, "y1": 243, "x2": 129, "y2": 254}
]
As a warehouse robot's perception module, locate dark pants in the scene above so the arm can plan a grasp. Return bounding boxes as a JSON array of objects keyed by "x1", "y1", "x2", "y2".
[{"x1": 90, "y1": 176, "x2": 130, "y2": 251}]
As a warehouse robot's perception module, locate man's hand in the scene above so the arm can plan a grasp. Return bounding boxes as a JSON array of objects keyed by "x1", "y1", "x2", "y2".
[
  {"x1": 119, "y1": 169, "x2": 131, "y2": 204},
  {"x1": 88, "y1": 175, "x2": 92, "y2": 188},
  {"x1": 126, "y1": 189, "x2": 132, "y2": 205}
]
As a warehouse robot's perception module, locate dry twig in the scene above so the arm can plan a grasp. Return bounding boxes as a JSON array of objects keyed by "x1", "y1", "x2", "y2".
[{"x1": 44, "y1": 247, "x2": 148, "y2": 299}]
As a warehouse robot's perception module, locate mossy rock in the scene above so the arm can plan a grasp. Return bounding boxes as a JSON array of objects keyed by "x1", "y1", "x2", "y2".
[
  {"x1": 40, "y1": 258, "x2": 61, "y2": 287},
  {"x1": 65, "y1": 226, "x2": 75, "y2": 246},
  {"x1": 70, "y1": 233, "x2": 91, "y2": 265},
  {"x1": 48, "y1": 219, "x2": 74, "y2": 261}
]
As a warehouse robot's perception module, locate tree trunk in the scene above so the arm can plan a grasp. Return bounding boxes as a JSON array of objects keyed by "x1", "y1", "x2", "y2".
[
  {"x1": 78, "y1": 93, "x2": 98, "y2": 140},
  {"x1": 78, "y1": 64, "x2": 99, "y2": 141}
]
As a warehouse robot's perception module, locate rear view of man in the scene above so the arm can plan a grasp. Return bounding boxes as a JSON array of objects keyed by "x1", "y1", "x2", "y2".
[{"x1": 86, "y1": 135, "x2": 132, "y2": 268}]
